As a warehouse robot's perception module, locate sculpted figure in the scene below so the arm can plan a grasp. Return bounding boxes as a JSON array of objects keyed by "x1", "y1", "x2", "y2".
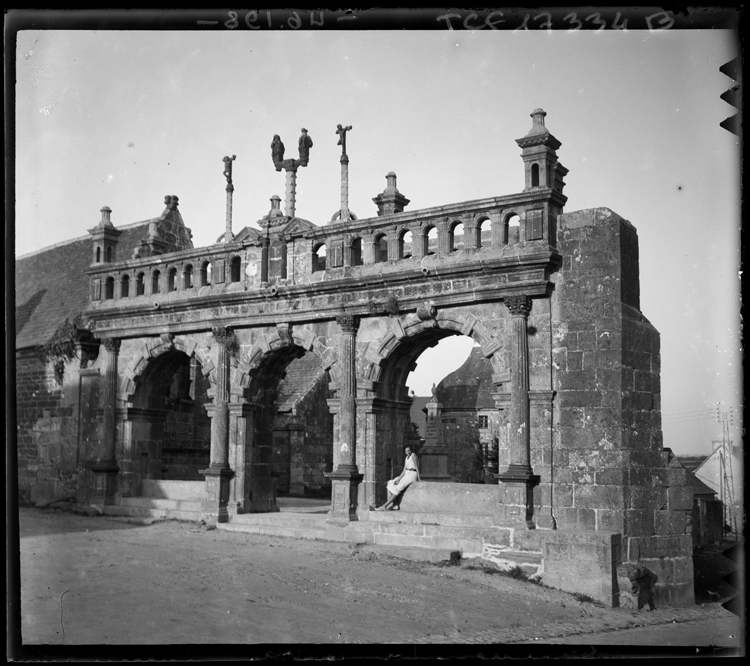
[
  {"x1": 271, "y1": 135, "x2": 285, "y2": 171},
  {"x1": 298, "y1": 128, "x2": 313, "y2": 166},
  {"x1": 222, "y1": 155, "x2": 236, "y2": 184},
  {"x1": 336, "y1": 124, "x2": 352, "y2": 155}
]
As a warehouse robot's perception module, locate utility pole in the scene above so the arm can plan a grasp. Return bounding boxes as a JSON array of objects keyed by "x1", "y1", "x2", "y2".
[{"x1": 716, "y1": 405, "x2": 737, "y2": 539}]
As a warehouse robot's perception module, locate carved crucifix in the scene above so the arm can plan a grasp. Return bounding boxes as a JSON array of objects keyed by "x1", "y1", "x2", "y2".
[{"x1": 336, "y1": 124, "x2": 353, "y2": 156}]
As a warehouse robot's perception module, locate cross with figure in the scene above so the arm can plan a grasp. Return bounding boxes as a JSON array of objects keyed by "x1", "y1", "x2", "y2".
[
  {"x1": 223, "y1": 155, "x2": 237, "y2": 185},
  {"x1": 336, "y1": 124, "x2": 353, "y2": 156}
]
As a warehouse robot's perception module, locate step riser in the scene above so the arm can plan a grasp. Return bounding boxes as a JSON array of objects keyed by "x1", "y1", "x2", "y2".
[
  {"x1": 373, "y1": 532, "x2": 483, "y2": 554},
  {"x1": 103, "y1": 506, "x2": 201, "y2": 521},
  {"x1": 218, "y1": 524, "x2": 325, "y2": 540},
  {"x1": 367, "y1": 512, "x2": 499, "y2": 528},
  {"x1": 119, "y1": 498, "x2": 202, "y2": 511}
]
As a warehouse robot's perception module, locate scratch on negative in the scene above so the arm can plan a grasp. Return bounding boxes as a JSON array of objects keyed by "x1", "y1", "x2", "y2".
[{"x1": 60, "y1": 589, "x2": 70, "y2": 644}]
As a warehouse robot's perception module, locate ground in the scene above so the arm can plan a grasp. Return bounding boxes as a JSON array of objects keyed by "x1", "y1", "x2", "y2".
[{"x1": 10, "y1": 507, "x2": 743, "y2": 656}]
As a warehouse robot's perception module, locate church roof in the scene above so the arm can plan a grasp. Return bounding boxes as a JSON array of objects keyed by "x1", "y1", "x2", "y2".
[
  {"x1": 15, "y1": 222, "x2": 153, "y2": 350},
  {"x1": 435, "y1": 346, "x2": 494, "y2": 410}
]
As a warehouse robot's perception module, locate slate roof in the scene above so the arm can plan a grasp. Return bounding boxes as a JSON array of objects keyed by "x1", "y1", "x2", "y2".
[
  {"x1": 435, "y1": 346, "x2": 494, "y2": 410},
  {"x1": 276, "y1": 353, "x2": 327, "y2": 413},
  {"x1": 15, "y1": 221, "x2": 151, "y2": 350}
]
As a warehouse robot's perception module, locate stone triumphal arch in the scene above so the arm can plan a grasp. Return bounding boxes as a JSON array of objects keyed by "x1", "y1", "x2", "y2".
[{"x1": 19, "y1": 110, "x2": 696, "y2": 607}]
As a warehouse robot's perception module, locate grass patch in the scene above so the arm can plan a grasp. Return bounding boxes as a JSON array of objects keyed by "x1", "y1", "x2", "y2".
[{"x1": 572, "y1": 592, "x2": 605, "y2": 607}]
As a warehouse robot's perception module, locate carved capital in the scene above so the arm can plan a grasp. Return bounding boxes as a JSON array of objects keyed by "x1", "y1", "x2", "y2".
[
  {"x1": 505, "y1": 296, "x2": 532, "y2": 318},
  {"x1": 336, "y1": 314, "x2": 359, "y2": 334},
  {"x1": 212, "y1": 326, "x2": 233, "y2": 344},
  {"x1": 103, "y1": 338, "x2": 121, "y2": 354}
]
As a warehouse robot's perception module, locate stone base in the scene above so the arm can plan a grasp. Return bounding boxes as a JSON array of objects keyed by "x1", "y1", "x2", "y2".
[
  {"x1": 199, "y1": 467, "x2": 233, "y2": 525},
  {"x1": 420, "y1": 449, "x2": 450, "y2": 480},
  {"x1": 248, "y1": 475, "x2": 279, "y2": 513},
  {"x1": 85, "y1": 460, "x2": 119, "y2": 506},
  {"x1": 496, "y1": 472, "x2": 539, "y2": 528},
  {"x1": 325, "y1": 468, "x2": 363, "y2": 523}
]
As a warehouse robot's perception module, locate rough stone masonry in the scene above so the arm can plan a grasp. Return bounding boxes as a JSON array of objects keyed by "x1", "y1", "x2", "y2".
[{"x1": 15, "y1": 109, "x2": 694, "y2": 607}]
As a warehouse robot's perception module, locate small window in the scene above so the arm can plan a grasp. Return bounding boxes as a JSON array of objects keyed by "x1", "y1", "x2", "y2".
[
  {"x1": 476, "y1": 218, "x2": 491, "y2": 248},
  {"x1": 120, "y1": 274, "x2": 130, "y2": 298},
  {"x1": 478, "y1": 415, "x2": 489, "y2": 429},
  {"x1": 95, "y1": 246, "x2": 101, "y2": 263},
  {"x1": 152, "y1": 270, "x2": 161, "y2": 294},
  {"x1": 424, "y1": 226, "x2": 438, "y2": 256},
  {"x1": 106, "y1": 246, "x2": 113, "y2": 262},
  {"x1": 168, "y1": 267, "x2": 177, "y2": 292},
  {"x1": 374, "y1": 234, "x2": 388, "y2": 263},
  {"x1": 531, "y1": 163, "x2": 540, "y2": 187},
  {"x1": 230, "y1": 256, "x2": 241, "y2": 282},
  {"x1": 350, "y1": 238, "x2": 363, "y2": 267},
  {"x1": 183, "y1": 264, "x2": 193, "y2": 289},
  {"x1": 313, "y1": 243, "x2": 326, "y2": 272},
  {"x1": 450, "y1": 222, "x2": 464, "y2": 252},
  {"x1": 136, "y1": 272, "x2": 145, "y2": 296},
  {"x1": 105, "y1": 276, "x2": 115, "y2": 300},
  {"x1": 399, "y1": 230, "x2": 412, "y2": 259},
  {"x1": 201, "y1": 261, "x2": 211, "y2": 286}
]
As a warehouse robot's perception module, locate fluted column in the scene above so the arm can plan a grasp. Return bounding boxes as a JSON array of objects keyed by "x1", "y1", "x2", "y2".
[
  {"x1": 497, "y1": 295, "x2": 538, "y2": 528},
  {"x1": 336, "y1": 314, "x2": 358, "y2": 471},
  {"x1": 260, "y1": 237, "x2": 270, "y2": 284},
  {"x1": 200, "y1": 326, "x2": 234, "y2": 524},
  {"x1": 339, "y1": 155, "x2": 350, "y2": 221},
  {"x1": 506, "y1": 296, "x2": 532, "y2": 476},
  {"x1": 87, "y1": 338, "x2": 120, "y2": 504},
  {"x1": 285, "y1": 168, "x2": 297, "y2": 218},
  {"x1": 224, "y1": 182, "x2": 234, "y2": 243},
  {"x1": 325, "y1": 315, "x2": 363, "y2": 522}
]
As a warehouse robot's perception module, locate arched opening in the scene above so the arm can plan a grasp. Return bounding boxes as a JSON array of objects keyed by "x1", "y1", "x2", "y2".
[
  {"x1": 167, "y1": 267, "x2": 177, "y2": 292},
  {"x1": 120, "y1": 274, "x2": 130, "y2": 298},
  {"x1": 374, "y1": 234, "x2": 389, "y2": 263},
  {"x1": 350, "y1": 237, "x2": 363, "y2": 266},
  {"x1": 152, "y1": 270, "x2": 161, "y2": 294},
  {"x1": 246, "y1": 346, "x2": 334, "y2": 502},
  {"x1": 312, "y1": 243, "x2": 327, "y2": 272},
  {"x1": 506, "y1": 213, "x2": 521, "y2": 245},
  {"x1": 399, "y1": 229, "x2": 413, "y2": 259},
  {"x1": 95, "y1": 246, "x2": 101, "y2": 263},
  {"x1": 130, "y1": 349, "x2": 211, "y2": 482},
  {"x1": 531, "y1": 163, "x2": 540, "y2": 187},
  {"x1": 183, "y1": 264, "x2": 193, "y2": 289},
  {"x1": 423, "y1": 226, "x2": 438, "y2": 256},
  {"x1": 450, "y1": 222, "x2": 464, "y2": 252},
  {"x1": 104, "y1": 276, "x2": 115, "y2": 300},
  {"x1": 200, "y1": 261, "x2": 212, "y2": 286},
  {"x1": 230, "y1": 256, "x2": 242, "y2": 283},
  {"x1": 106, "y1": 246, "x2": 113, "y2": 263},
  {"x1": 476, "y1": 218, "x2": 491, "y2": 249},
  {"x1": 136, "y1": 272, "x2": 145, "y2": 296},
  {"x1": 366, "y1": 328, "x2": 500, "y2": 507}
]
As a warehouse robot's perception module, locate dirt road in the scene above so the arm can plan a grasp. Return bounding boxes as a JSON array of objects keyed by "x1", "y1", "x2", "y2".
[{"x1": 12, "y1": 508, "x2": 742, "y2": 651}]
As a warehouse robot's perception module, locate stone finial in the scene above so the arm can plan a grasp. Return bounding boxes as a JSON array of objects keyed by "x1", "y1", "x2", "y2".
[
  {"x1": 267, "y1": 195, "x2": 284, "y2": 220},
  {"x1": 373, "y1": 172, "x2": 410, "y2": 216},
  {"x1": 526, "y1": 108, "x2": 549, "y2": 137},
  {"x1": 98, "y1": 206, "x2": 113, "y2": 228}
]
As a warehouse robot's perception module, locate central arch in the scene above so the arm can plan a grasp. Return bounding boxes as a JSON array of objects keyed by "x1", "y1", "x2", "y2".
[{"x1": 356, "y1": 310, "x2": 506, "y2": 506}]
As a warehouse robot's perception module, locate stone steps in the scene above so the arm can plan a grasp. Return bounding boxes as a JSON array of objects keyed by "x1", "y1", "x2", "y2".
[
  {"x1": 140, "y1": 480, "x2": 204, "y2": 501},
  {"x1": 119, "y1": 497, "x2": 203, "y2": 512},
  {"x1": 219, "y1": 512, "x2": 327, "y2": 539},
  {"x1": 358, "y1": 543, "x2": 461, "y2": 564},
  {"x1": 102, "y1": 503, "x2": 201, "y2": 522}
]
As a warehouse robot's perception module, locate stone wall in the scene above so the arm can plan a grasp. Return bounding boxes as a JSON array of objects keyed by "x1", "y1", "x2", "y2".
[{"x1": 551, "y1": 208, "x2": 693, "y2": 606}]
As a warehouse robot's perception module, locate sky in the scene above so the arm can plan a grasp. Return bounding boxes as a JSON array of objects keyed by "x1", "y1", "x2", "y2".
[{"x1": 13, "y1": 18, "x2": 741, "y2": 456}]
